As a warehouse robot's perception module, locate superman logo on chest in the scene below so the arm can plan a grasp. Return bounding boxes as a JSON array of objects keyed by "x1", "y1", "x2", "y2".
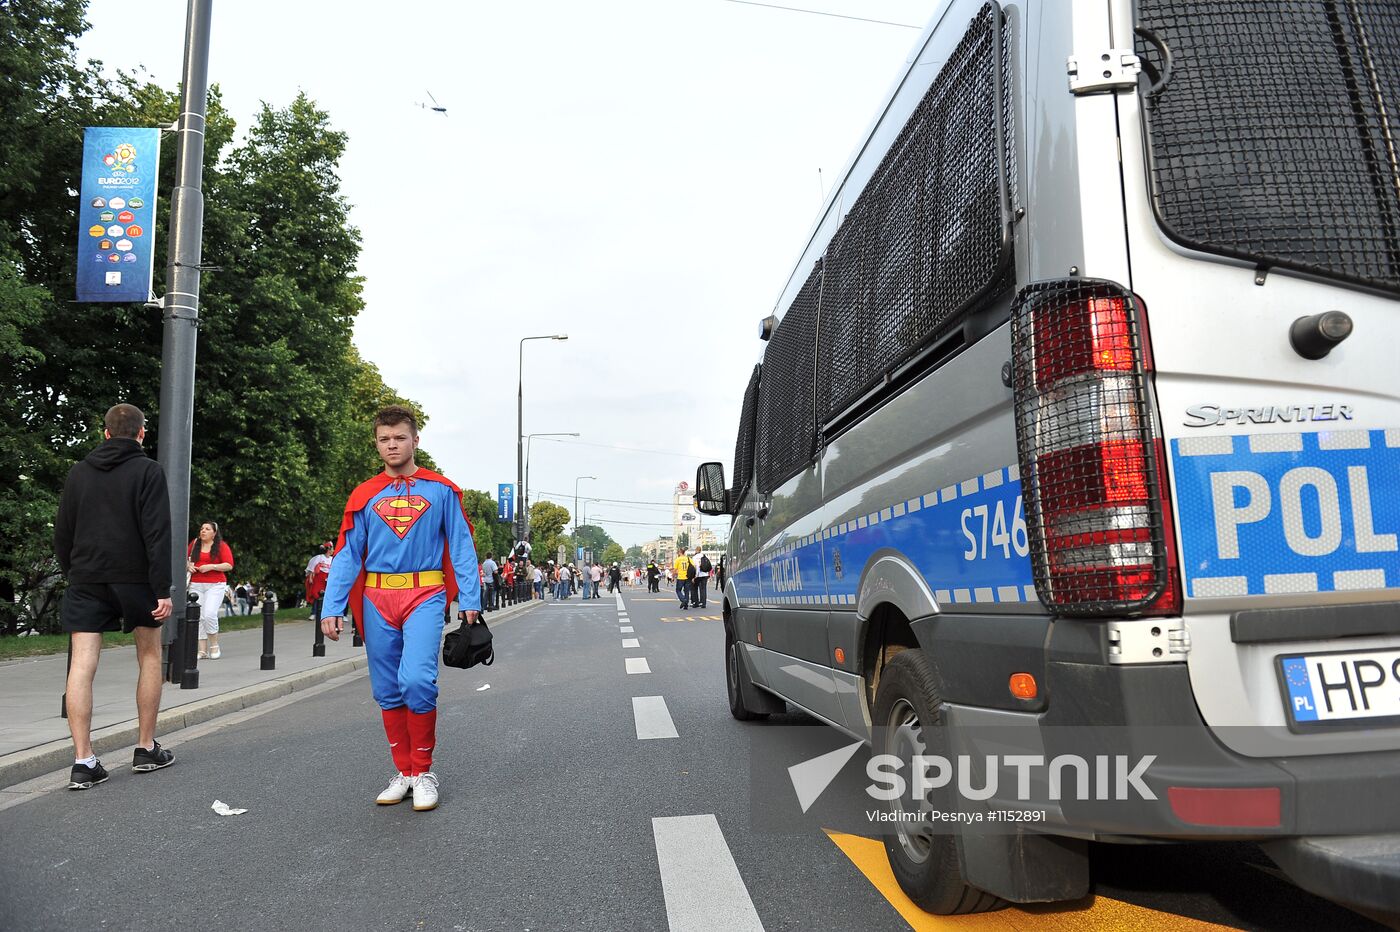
[{"x1": 373, "y1": 495, "x2": 432, "y2": 539}]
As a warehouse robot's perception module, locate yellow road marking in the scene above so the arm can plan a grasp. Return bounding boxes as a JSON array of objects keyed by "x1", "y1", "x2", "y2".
[
  {"x1": 661, "y1": 616, "x2": 722, "y2": 622},
  {"x1": 825, "y1": 832, "x2": 1230, "y2": 931}
]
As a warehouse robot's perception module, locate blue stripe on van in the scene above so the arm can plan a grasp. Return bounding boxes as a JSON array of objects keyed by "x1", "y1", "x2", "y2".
[{"x1": 735, "y1": 465, "x2": 1036, "y2": 610}]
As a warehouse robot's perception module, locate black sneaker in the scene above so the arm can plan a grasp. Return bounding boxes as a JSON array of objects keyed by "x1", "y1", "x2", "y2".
[
  {"x1": 68, "y1": 760, "x2": 109, "y2": 790},
  {"x1": 132, "y1": 740, "x2": 175, "y2": 773}
]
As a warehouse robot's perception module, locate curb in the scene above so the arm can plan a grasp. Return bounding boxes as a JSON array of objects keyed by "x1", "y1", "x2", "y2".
[
  {"x1": 0, "y1": 598, "x2": 543, "y2": 791},
  {"x1": 0, "y1": 656, "x2": 370, "y2": 791}
]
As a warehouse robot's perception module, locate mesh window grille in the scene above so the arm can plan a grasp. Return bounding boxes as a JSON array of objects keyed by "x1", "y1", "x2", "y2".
[
  {"x1": 732, "y1": 364, "x2": 761, "y2": 497},
  {"x1": 1136, "y1": 0, "x2": 1400, "y2": 294},
  {"x1": 818, "y1": 1, "x2": 1014, "y2": 423},
  {"x1": 1010, "y1": 279, "x2": 1171, "y2": 616},
  {"x1": 757, "y1": 267, "x2": 820, "y2": 493}
]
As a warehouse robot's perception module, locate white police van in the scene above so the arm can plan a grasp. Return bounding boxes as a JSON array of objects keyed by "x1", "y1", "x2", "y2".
[{"x1": 695, "y1": 0, "x2": 1400, "y2": 920}]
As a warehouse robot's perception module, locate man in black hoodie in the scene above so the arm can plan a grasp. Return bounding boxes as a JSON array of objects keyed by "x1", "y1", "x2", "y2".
[{"x1": 54, "y1": 403, "x2": 177, "y2": 789}]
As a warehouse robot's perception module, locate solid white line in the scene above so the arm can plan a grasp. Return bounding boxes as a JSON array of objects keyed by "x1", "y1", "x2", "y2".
[
  {"x1": 652, "y1": 815, "x2": 763, "y2": 932},
  {"x1": 632, "y1": 696, "x2": 678, "y2": 739},
  {"x1": 626, "y1": 657, "x2": 651, "y2": 675},
  {"x1": 621, "y1": 626, "x2": 634, "y2": 633},
  {"x1": 622, "y1": 638, "x2": 640, "y2": 648}
]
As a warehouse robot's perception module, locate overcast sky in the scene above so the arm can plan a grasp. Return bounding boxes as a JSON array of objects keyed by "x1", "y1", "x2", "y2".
[{"x1": 77, "y1": 0, "x2": 937, "y2": 547}]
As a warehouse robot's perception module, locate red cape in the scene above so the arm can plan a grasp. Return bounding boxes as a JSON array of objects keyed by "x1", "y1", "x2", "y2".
[{"x1": 334, "y1": 467, "x2": 475, "y2": 637}]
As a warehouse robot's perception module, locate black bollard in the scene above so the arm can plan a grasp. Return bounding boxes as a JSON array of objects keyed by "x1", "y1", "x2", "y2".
[
  {"x1": 312, "y1": 594, "x2": 326, "y2": 657},
  {"x1": 180, "y1": 592, "x2": 200, "y2": 689},
  {"x1": 260, "y1": 588, "x2": 277, "y2": 670}
]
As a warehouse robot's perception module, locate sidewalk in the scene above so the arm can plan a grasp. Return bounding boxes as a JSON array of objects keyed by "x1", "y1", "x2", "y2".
[{"x1": 0, "y1": 599, "x2": 538, "y2": 789}]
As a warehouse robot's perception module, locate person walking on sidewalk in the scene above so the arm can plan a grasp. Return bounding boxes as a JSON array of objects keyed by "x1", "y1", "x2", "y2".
[
  {"x1": 480, "y1": 554, "x2": 498, "y2": 612},
  {"x1": 186, "y1": 521, "x2": 234, "y2": 659},
  {"x1": 590, "y1": 562, "x2": 603, "y2": 599},
  {"x1": 54, "y1": 403, "x2": 176, "y2": 790},
  {"x1": 320, "y1": 404, "x2": 481, "y2": 812},
  {"x1": 533, "y1": 563, "x2": 544, "y2": 600},
  {"x1": 305, "y1": 540, "x2": 333, "y2": 623},
  {"x1": 672, "y1": 548, "x2": 692, "y2": 611}
]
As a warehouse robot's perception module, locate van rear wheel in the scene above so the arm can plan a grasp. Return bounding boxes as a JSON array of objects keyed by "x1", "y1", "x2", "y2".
[
  {"x1": 726, "y1": 627, "x2": 769, "y2": 721},
  {"x1": 872, "y1": 649, "x2": 1006, "y2": 915}
]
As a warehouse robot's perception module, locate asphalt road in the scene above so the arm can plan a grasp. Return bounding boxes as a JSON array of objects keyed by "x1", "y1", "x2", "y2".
[{"x1": 0, "y1": 589, "x2": 1387, "y2": 931}]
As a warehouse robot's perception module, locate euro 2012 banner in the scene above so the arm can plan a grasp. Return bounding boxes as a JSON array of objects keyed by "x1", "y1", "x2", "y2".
[{"x1": 76, "y1": 127, "x2": 161, "y2": 303}]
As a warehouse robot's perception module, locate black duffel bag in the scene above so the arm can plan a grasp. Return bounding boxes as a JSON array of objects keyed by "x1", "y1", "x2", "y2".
[{"x1": 443, "y1": 616, "x2": 494, "y2": 669}]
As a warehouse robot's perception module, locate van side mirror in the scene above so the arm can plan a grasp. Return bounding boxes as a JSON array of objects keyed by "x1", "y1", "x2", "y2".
[{"x1": 694, "y1": 462, "x2": 731, "y2": 516}]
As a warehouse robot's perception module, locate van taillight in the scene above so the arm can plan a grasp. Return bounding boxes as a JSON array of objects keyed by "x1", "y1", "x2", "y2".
[{"x1": 1011, "y1": 280, "x2": 1180, "y2": 616}]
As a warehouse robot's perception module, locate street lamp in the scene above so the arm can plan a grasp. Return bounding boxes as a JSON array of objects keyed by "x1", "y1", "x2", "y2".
[
  {"x1": 574, "y1": 476, "x2": 596, "y2": 533},
  {"x1": 518, "y1": 334, "x2": 568, "y2": 545}
]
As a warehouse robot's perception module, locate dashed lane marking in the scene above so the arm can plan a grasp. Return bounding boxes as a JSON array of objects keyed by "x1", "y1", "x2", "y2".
[
  {"x1": 632, "y1": 696, "x2": 678, "y2": 739},
  {"x1": 654, "y1": 815, "x2": 764, "y2": 932},
  {"x1": 825, "y1": 832, "x2": 1230, "y2": 930},
  {"x1": 621, "y1": 626, "x2": 635, "y2": 633},
  {"x1": 626, "y1": 657, "x2": 651, "y2": 675},
  {"x1": 661, "y1": 615, "x2": 722, "y2": 622},
  {"x1": 622, "y1": 638, "x2": 640, "y2": 648}
]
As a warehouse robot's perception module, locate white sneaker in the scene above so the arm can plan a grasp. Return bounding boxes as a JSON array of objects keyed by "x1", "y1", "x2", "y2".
[
  {"x1": 196, "y1": 651, "x2": 207, "y2": 660},
  {"x1": 376, "y1": 773, "x2": 414, "y2": 805},
  {"x1": 412, "y1": 772, "x2": 439, "y2": 811},
  {"x1": 209, "y1": 648, "x2": 221, "y2": 659}
]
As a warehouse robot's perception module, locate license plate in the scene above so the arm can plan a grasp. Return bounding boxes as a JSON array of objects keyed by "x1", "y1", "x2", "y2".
[{"x1": 1279, "y1": 648, "x2": 1400, "y2": 726}]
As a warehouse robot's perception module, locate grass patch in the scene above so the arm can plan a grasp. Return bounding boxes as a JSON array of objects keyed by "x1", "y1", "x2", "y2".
[{"x1": 0, "y1": 606, "x2": 313, "y2": 661}]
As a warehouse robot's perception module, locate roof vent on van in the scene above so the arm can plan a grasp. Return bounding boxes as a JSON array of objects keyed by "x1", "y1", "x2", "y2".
[{"x1": 1010, "y1": 279, "x2": 1181, "y2": 617}]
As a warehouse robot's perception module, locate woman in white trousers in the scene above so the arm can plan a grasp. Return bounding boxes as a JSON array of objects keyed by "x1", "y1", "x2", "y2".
[{"x1": 187, "y1": 521, "x2": 235, "y2": 659}]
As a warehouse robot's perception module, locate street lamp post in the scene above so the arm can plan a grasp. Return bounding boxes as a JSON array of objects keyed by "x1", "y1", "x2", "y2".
[
  {"x1": 524, "y1": 431, "x2": 579, "y2": 539},
  {"x1": 517, "y1": 334, "x2": 567, "y2": 547},
  {"x1": 574, "y1": 476, "x2": 596, "y2": 534}
]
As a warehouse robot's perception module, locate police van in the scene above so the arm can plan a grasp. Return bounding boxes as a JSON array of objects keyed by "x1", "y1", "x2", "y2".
[{"x1": 694, "y1": 0, "x2": 1400, "y2": 920}]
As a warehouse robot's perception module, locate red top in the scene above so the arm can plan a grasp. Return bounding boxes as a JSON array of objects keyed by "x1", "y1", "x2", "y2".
[{"x1": 189, "y1": 541, "x2": 234, "y2": 584}]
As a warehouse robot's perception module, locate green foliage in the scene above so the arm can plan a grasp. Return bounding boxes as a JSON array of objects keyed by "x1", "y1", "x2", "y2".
[
  {"x1": 676, "y1": 531, "x2": 691, "y2": 550},
  {"x1": 528, "y1": 500, "x2": 571, "y2": 563},
  {"x1": 602, "y1": 543, "x2": 625, "y2": 566},
  {"x1": 0, "y1": 9, "x2": 435, "y2": 630},
  {"x1": 624, "y1": 545, "x2": 645, "y2": 564},
  {"x1": 571, "y1": 523, "x2": 617, "y2": 559}
]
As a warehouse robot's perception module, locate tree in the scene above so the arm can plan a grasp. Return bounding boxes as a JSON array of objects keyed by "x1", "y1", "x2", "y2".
[
  {"x1": 602, "y1": 543, "x2": 625, "y2": 566},
  {"x1": 624, "y1": 545, "x2": 645, "y2": 565},
  {"x1": 528, "y1": 501, "x2": 570, "y2": 562},
  {"x1": 572, "y1": 524, "x2": 616, "y2": 559},
  {"x1": 0, "y1": 25, "x2": 432, "y2": 628},
  {"x1": 676, "y1": 531, "x2": 691, "y2": 550}
]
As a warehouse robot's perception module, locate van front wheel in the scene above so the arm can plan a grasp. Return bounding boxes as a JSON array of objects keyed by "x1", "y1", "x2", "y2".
[{"x1": 872, "y1": 649, "x2": 1006, "y2": 915}]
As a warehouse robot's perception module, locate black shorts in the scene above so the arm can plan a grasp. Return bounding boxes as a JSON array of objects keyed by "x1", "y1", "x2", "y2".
[{"x1": 61, "y1": 583, "x2": 162, "y2": 634}]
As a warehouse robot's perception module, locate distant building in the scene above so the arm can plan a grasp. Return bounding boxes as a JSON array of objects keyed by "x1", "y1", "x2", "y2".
[
  {"x1": 673, "y1": 481, "x2": 700, "y2": 546},
  {"x1": 641, "y1": 536, "x2": 675, "y2": 564}
]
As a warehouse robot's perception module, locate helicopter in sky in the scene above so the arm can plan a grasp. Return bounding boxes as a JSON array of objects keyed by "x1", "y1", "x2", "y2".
[{"x1": 416, "y1": 90, "x2": 447, "y2": 115}]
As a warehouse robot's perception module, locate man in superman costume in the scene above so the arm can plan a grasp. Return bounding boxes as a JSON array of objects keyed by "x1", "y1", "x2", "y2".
[{"x1": 320, "y1": 404, "x2": 481, "y2": 812}]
